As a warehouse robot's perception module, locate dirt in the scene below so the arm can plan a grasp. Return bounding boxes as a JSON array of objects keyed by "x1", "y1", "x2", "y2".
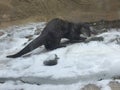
[{"x1": 0, "y1": 0, "x2": 120, "y2": 28}]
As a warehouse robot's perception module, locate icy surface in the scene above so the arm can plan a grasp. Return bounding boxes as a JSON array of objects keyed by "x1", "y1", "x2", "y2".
[{"x1": 0, "y1": 23, "x2": 120, "y2": 89}]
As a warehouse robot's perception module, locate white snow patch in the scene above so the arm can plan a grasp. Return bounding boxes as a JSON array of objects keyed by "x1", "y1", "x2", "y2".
[{"x1": 0, "y1": 23, "x2": 120, "y2": 89}]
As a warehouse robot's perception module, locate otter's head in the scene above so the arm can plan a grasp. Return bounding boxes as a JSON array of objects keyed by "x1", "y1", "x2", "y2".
[{"x1": 78, "y1": 23, "x2": 91, "y2": 38}]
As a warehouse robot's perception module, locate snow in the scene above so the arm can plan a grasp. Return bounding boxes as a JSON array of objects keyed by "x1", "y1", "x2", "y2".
[{"x1": 0, "y1": 23, "x2": 120, "y2": 89}]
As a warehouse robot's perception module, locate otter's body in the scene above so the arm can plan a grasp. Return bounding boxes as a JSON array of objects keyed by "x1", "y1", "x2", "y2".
[{"x1": 7, "y1": 18, "x2": 91, "y2": 58}]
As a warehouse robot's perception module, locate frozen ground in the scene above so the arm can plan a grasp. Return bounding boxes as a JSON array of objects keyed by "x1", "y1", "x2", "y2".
[{"x1": 0, "y1": 23, "x2": 120, "y2": 90}]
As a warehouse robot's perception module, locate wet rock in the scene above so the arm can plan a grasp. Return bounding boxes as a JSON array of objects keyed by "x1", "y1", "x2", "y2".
[
  {"x1": 86, "y1": 20, "x2": 120, "y2": 36},
  {"x1": 81, "y1": 84, "x2": 100, "y2": 90},
  {"x1": 0, "y1": 31, "x2": 7, "y2": 39},
  {"x1": 85, "y1": 36, "x2": 104, "y2": 43},
  {"x1": 43, "y1": 54, "x2": 59, "y2": 66},
  {"x1": 25, "y1": 35, "x2": 34, "y2": 41},
  {"x1": 109, "y1": 81, "x2": 120, "y2": 90},
  {"x1": 0, "y1": 32, "x2": 4, "y2": 36},
  {"x1": 34, "y1": 24, "x2": 46, "y2": 35}
]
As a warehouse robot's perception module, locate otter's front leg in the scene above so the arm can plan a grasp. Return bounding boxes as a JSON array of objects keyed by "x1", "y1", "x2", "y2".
[
  {"x1": 79, "y1": 37, "x2": 87, "y2": 41},
  {"x1": 70, "y1": 37, "x2": 87, "y2": 43}
]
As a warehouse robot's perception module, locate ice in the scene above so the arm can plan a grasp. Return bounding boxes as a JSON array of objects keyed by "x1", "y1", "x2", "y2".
[{"x1": 0, "y1": 23, "x2": 120, "y2": 89}]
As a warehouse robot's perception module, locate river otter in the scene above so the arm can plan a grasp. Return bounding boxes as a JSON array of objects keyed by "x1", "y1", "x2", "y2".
[{"x1": 7, "y1": 18, "x2": 91, "y2": 58}]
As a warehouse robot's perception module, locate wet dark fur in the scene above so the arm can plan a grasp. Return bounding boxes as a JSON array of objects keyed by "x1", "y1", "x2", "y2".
[{"x1": 7, "y1": 18, "x2": 91, "y2": 58}]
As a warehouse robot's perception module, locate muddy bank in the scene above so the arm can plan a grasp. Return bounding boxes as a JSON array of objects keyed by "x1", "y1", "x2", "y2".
[{"x1": 0, "y1": 0, "x2": 120, "y2": 28}]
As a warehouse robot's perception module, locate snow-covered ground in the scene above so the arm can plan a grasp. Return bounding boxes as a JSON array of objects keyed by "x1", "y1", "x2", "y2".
[{"x1": 0, "y1": 22, "x2": 120, "y2": 90}]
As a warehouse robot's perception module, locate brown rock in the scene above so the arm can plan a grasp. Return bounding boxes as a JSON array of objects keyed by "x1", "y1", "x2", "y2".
[
  {"x1": 0, "y1": 31, "x2": 4, "y2": 36},
  {"x1": 109, "y1": 81, "x2": 120, "y2": 90},
  {"x1": 81, "y1": 84, "x2": 100, "y2": 90}
]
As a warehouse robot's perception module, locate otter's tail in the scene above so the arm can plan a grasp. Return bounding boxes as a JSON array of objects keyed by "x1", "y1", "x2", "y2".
[{"x1": 7, "y1": 35, "x2": 46, "y2": 58}]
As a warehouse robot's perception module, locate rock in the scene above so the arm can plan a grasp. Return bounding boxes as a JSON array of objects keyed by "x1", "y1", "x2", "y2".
[
  {"x1": 25, "y1": 35, "x2": 34, "y2": 41},
  {"x1": 85, "y1": 36, "x2": 104, "y2": 43},
  {"x1": 0, "y1": 31, "x2": 4, "y2": 36},
  {"x1": 43, "y1": 54, "x2": 59, "y2": 66},
  {"x1": 81, "y1": 84, "x2": 100, "y2": 90},
  {"x1": 109, "y1": 81, "x2": 120, "y2": 90},
  {"x1": 0, "y1": 31, "x2": 7, "y2": 39}
]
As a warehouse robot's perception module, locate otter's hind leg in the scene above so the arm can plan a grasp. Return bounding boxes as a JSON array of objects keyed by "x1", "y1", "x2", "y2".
[{"x1": 45, "y1": 39, "x2": 66, "y2": 50}]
